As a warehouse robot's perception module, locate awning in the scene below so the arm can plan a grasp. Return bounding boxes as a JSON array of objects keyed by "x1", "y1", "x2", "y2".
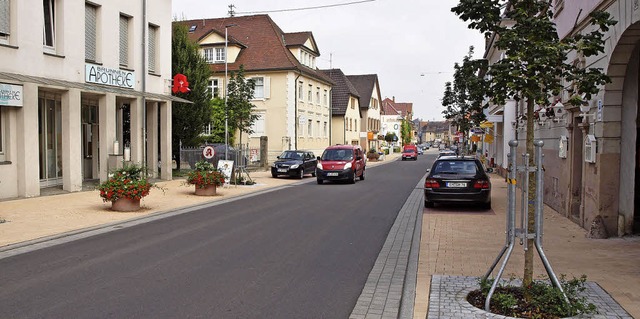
[{"x1": 0, "y1": 71, "x2": 192, "y2": 104}]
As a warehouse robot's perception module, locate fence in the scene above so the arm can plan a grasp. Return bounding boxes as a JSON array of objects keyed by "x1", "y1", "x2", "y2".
[{"x1": 179, "y1": 143, "x2": 264, "y2": 172}]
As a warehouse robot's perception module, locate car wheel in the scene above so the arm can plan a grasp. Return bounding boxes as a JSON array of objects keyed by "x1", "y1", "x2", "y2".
[
  {"x1": 483, "y1": 201, "x2": 492, "y2": 210},
  {"x1": 271, "y1": 172, "x2": 277, "y2": 178},
  {"x1": 350, "y1": 171, "x2": 356, "y2": 184},
  {"x1": 312, "y1": 170, "x2": 316, "y2": 177},
  {"x1": 298, "y1": 169, "x2": 304, "y2": 179},
  {"x1": 425, "y1": 200, "x2": 434, "y2": 208},
  {"x1": 360, "y1": 169, "x2": 365, "y2": 180},
  {"x1": 317, "y1": 178, "x2": 323, "y2": 184}
]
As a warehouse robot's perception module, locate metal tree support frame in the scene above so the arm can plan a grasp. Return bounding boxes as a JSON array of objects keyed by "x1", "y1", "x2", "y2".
[{"x1": 483, "y1": 140, "x2": 569, "y2": 312}]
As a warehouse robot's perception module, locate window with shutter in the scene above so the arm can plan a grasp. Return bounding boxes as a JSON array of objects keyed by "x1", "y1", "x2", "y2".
[
  {"x1": 85, "y1": 4, "x2": 97, "y2": 61},
  {"x1": 148, "y1": 25, "x2": 157, "y2": 73},
  {"x1": 119, "y1": 15, "x2": 129, "y2": 66},
  {"x1": 251, "y1": 112, "x2": 265, "y2": 136},
  {"x1": 253, "y1": 77, "x2": 264, "y2": 99},
  {"x1": 0, "y1": 0, "x2": 10, "y2": 39}
]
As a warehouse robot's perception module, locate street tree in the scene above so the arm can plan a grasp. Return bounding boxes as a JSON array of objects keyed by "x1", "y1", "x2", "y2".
[
  {"x1": 200, "y1": 97, "x2": 226, "y2": 144},
  {"x1": 400, "y1": 120, "x2": 412, "y2": 145},
  {"x1": 171, "y1": 23, "x2": 213, "y2": 169},
  {"x1": 227, "y1": 65, "x2": 259, "y2": 147},
  {"x1": 452, "y1": 0, "x2": 616, "y2": 291},
  {"x1": 442, "y1": 46, "x2": 489, "y2": 155}
]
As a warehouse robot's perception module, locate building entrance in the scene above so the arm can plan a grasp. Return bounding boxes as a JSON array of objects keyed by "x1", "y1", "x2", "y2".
[{"x1": 38, "y1": 94, "x2": 62, "y2": 188}]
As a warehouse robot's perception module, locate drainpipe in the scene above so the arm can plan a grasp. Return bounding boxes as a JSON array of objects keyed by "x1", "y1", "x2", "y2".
[
  {"x1": 328, "y1": 87, "x2": 332, "y2": 145},
  {"x1": 141, "y1": 0, "x2": 147, "y2": 171},
  {"x1": 294, "y1": 71, "x2": 301, "y2": 150}
]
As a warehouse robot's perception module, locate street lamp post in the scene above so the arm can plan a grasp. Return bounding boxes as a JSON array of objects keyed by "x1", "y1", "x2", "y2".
[{"x1": 224, "y1": 24, "x2": 237, "y2": 161}]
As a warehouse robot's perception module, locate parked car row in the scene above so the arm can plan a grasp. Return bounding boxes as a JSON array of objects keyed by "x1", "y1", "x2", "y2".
[{"x1": 271, "y1": 145, "x2": 366, "y2": 184}]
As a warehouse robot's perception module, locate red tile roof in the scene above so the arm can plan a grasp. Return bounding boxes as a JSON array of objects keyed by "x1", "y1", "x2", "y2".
[
  {"x1": 177, "y1": 15, "x2": 332, "y2": 84},
  {"x1": 382, "y1": 98, "x2": 413, "y2": 119}
]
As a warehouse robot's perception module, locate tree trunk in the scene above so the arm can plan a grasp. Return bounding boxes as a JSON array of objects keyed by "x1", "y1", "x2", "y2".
[{"x1": 524, "y1": 98, "x2": 536, "y2": 297}]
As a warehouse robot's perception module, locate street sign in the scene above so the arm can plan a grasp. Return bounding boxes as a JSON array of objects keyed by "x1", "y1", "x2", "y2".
[{"x1": 202, "y1": 146, "x2": 215, "y2": 159}]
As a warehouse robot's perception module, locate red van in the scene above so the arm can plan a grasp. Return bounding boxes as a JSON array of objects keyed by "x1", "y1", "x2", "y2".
[
  {"x1": 315, "y1": 145, "x2": 366, "y2": 184},
  {"x1": 402, "y1": 145, "x2": 418, "y2": 161}
]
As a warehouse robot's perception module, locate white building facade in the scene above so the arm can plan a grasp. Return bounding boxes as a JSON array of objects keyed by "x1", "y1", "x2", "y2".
[
  {"x1": 485, "y1": 1, "x2": 640, "y2": 236},
  {"x1": 0, "y1": 0, "x2": 180, "y2": 200}
]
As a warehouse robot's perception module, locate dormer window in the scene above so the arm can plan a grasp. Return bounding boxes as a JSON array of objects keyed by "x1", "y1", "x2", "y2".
[
  {"x1": 203, "y1": 47, "x2": 226, "y2": 63},
  {"x1": 215, "y1": 48, "x2": 225, "y2": 62},
  {"x1": 189, "y1": 25, "x2": 197, "y2": 32}
]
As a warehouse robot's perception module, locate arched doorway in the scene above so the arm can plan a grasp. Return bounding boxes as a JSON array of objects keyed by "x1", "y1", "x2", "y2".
[{"x1": 616, "y1": 22, "x2": 640, "y2": 235}]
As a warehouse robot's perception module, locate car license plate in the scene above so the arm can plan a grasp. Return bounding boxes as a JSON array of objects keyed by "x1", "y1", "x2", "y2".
[
  {"x1": 277, "y1": 168, "x2": 288, "y2": 173},
  {"x1": 446, "y1": 182, "x2": 466, "y2": 188},
  {"x1": 327, "y1": 172, "x2": 339, "y2": 176}
]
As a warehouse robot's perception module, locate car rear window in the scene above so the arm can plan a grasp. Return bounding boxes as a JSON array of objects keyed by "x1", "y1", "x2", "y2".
[
  {"x1": 432, "y1": 160, "x2": 478, "y2": 174},
  {"x1": 404, "y1": 149, "x2": 415, "y2": 153}
]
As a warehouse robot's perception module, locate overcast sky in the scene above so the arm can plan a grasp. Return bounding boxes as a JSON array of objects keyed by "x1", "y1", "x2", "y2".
[{"x1": 172, "y1": 0, "x2": 486, "y2": 121}]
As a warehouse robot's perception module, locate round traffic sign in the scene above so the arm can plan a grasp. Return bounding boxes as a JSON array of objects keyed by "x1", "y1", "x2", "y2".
[{"x1": 202, "y1": 146, "x2": 215, "y2": 159}]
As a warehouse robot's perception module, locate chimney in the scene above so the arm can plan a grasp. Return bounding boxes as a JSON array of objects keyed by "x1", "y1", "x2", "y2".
[{"x1": 392, "y1": 96, "x2": 395, "y2": 102}]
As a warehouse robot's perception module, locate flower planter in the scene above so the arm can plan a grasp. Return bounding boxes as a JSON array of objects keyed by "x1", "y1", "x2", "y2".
[
  {"x1": 194, "y1": 184, "x2": 217, "y2": 196},
  {"x1": 111, "y1": 197, "x2": 141, "y2": 212}
]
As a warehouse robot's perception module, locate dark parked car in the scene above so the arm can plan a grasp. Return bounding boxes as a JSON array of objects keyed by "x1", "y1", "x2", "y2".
[
  {"x1": 315, "y1": 145, "x2": 366, "y2": 184},
  {"x1": 424, "y1": 156, "x2": 491, "y2": 209},
  {"x1": 271, "y1": 150, "x2": 317, "y2": 179},
  {"x1": 438, "y1": 149, "x2": 456, "y2": 158}
]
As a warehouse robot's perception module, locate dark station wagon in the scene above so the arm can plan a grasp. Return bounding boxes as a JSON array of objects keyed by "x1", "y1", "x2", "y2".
[{"x1": 424, "y1": 156, "x2": 491, "y2": 209}]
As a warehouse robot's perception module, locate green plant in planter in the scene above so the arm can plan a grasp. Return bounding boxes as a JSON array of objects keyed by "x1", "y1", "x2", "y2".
[
  {"x1": 185, "y1": 160, "x2": 226, "y2": 188},
  {"x1": 468, "y1": 274, "x2": 597, "y2": 318},
  {"x1": 98, "y1": 164, "x2": 155, "y2": 202}
]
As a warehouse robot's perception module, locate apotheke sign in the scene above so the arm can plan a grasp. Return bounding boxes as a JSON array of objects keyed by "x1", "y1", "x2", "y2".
[
  {"x1": 85, "y1": 64, "x2": 135, "y2": 89},
  {"x1": 0, "y1": 83, "x2": 23, "y2": 107}
]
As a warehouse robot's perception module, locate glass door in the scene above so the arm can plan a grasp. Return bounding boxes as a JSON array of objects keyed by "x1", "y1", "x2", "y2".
[{"x1": 39, "y1": 96, "x2": 63, "y2": 187}]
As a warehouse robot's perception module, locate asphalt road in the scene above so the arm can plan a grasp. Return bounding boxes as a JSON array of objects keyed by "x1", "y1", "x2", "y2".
[{"x1": 0, "y1": 153, "x2": 435, "y2": 319}]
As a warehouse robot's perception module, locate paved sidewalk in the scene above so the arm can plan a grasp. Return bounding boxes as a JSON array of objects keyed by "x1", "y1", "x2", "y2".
[{"x1": 413, "y1": 173, "x2": 640, "y2": 319}]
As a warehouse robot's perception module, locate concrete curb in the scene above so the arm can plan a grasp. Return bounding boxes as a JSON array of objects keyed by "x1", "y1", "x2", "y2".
[{"x1": 350, "y1": 175, "x2": 425, "y2": 319}]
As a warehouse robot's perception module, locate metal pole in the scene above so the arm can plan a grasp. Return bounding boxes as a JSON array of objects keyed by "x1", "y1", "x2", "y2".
[
  {"x1": 533, "y1": 140, "x2": 570, "y2": 305},
  {"x1": 484, "y1": 140, "x2": 518, "y2": 312},
  {"x1": 224, "y1": 26, "x2": 229, "y2": 161}
]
